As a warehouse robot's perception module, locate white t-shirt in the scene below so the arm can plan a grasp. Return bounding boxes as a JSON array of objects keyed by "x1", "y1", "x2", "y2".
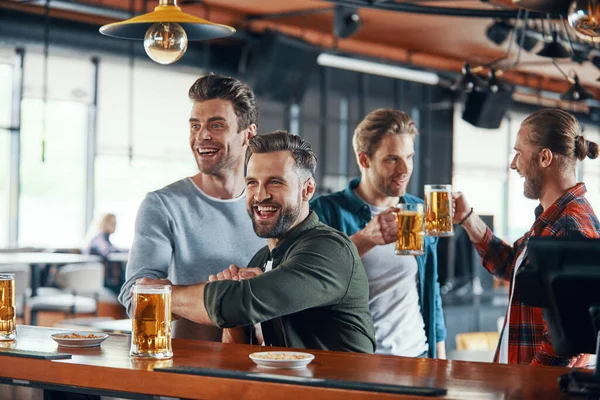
[
  {"x1": 498, "y1": 246, "x2": 528, "y2": 363},
  {"x1": 361, "y1": 203, "x2": 428, "y2": 357}
]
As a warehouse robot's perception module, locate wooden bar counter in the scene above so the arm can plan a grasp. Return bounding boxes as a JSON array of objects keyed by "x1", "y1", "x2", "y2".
[{"x1": 0, "y1": 326, "x2": 569, "y2": 399}]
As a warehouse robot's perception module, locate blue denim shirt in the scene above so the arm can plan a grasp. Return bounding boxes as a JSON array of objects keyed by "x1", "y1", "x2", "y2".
[{"x1": 310, "y1": 178, "x2": 447, "y2": 358}]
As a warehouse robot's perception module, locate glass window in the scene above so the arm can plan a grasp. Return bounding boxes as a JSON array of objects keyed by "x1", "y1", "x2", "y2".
[
  {"x1": 95, "y1": 60, "x2": 201, "y2": 248},
  {"x1": 94, "y1": 155, "x2": 194, "y2": 248},
  {"x1": 19, "y1": 99, "x2": 87, "y2": 247},
  {"x1": 0, "y1": 63, "x2": 12, "y2": 247},
  {"x1": 453, "y1": 106, "x2": 510, "y2": 238},
  {"x1": 581, "y1": 125, "x2": 600, "y2": 214}
]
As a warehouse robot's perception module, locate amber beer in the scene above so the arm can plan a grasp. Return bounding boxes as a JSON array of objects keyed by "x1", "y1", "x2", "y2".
[
  {"x1": 425, "y1": 184, "x2": 454, "y2": 237},
  {"x1": 0, "y1": 273, "x2": 16, "y2": 341},
  {"x1": 130, "y1": 284, "x2": 173, "y2": 359},
  {"x1": 395, "y1": 203, "x2": 425, "y2": 256}
]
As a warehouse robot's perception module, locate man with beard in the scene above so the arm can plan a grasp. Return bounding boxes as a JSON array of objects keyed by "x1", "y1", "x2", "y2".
[
  {"x1": 310, "y1": 109, "x2": 446, "y2": 359},
  {"x1": 453, "y1": 108, "x2": 600, "y2": 366},
  {"x1": 139, "y1": 131, "x2": 376, "y2": 352},
  {"x1": 118, "y1": 74, "x2": 265, "y2": 341}
]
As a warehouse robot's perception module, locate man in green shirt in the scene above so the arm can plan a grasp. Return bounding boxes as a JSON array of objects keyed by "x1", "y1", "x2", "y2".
[{"x1": 142, "y1": 131, "x2": 375, "y2": 353}]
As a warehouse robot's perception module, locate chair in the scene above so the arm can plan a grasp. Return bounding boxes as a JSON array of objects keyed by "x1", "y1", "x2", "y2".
[
  {"x1": 455, "y1": 331, "x2": 500, "y2": 351},
  {"x1": 27, "y1": 262, "x2": 106, "y2": 326}
]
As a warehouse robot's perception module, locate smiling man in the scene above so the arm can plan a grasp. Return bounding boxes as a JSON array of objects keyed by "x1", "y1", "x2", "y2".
[
  {"x1": 453, "y1": 108, "x2": 600, "y2": 366},
  {"x1": 310, "y1": 108, "x2": 446, "y2": 359},
  {"x1": 118, "y1": 74, "x2": 265, "y2": 341},
  {"x1": 143, "y1": 131, "x2": 376, "y2": 353}
]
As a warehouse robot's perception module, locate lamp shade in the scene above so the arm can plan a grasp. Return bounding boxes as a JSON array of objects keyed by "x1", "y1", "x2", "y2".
[
  {"x1": 561, "y1": 75, "x2": 594, "y2": 101},
  {"x1": 536, "y1": 31, "x2": 571, "y2": 58},
  {"x1": 99, "y1": 4, "x2": 235, "y2": 40}
]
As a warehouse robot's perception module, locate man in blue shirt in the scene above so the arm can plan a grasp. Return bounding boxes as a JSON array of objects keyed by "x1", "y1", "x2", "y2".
[{"x1": 310, "y1": 108, "x2": 446, "y2": 358}]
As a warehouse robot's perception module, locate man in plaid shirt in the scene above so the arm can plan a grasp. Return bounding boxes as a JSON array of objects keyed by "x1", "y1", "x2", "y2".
[{"x1": 453, "y1": 108, "x2": 600, "y2": 366}]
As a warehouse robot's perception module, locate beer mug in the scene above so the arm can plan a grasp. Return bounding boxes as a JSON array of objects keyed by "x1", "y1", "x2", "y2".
[
  {"x1": 130, "y1": 283, "x2": 173, "y2": 359},
  {"x1": 0, "y1": 273, "x2": 16, "y2": 341},
  {"x1": 395, "y1": 203, "x2": 425, "y2": 256},
  {"x1": 424, "y1": 184, "x2": 454, "y2": 237}
]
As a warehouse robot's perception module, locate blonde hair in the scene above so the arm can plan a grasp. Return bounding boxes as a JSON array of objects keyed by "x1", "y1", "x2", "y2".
[{"x1": 352, "y1": 109, "x2": 418, "y2": 158}]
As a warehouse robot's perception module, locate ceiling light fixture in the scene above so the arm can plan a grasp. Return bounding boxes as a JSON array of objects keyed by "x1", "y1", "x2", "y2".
[
  {"x1": 486, "y1": 20, "x2": 513, "y2": 45},
  {"x1": 334, "y1": 6, "x2": 362, "y2": 39},
  {"x1": 487, "y1": 67, "x2": 512, "y2": 93},
  {"x1": 99, "y1": 0, "x2": 235, "y2": 65},
  {"x1": 316, "y1": 53, "x2": 440, "y2": 85},
  {"x1": 536, "y1": 30, "x2": 571, "y2": 58},
  {"x1": 451, "y1": 62, "x2": 486, "y2": 93},
  {"x1": 561, "y1": 74, "x2": 594, "y2": 101}
]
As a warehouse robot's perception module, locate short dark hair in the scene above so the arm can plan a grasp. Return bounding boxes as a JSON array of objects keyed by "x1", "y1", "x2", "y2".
[
  {"x1": 245, "y1": 131, "x2": 317, "y2": 180},
  {"x1": 188, "y1": 73, "x2": 259, "y2": 131},
  {"x1": 353, "y1": 108, "x2": 418, "y2": 158},
  {"x1": 522, "y1": 109, "x2": 599, "y2": 170}
]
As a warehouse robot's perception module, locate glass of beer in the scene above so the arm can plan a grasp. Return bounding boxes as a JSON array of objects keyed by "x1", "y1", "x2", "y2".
[
  {"x1": 130, "y1": 283, "x2": 173, "y2": 359},
  {"x1": 0, "y1": 273, "x2": 16, "y2": 341},
  {"x1": 425, "y1": 184, "x2": 454, "y2": 237},
  {"x1": 395, "y1": 203, "x2": 425, "y2": 256}
]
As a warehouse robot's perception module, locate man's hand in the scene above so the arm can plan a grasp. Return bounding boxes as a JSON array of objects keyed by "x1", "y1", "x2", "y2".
[
  {"x1": 436, "y1": 341, "x2": 447, "y2": 360},
  {"x1": 135, "y1": 277, "x2": 172, "y2": 286},
  {"x1": 351, "y1": 207, "x2": 399, "y2": 256},
  {"x1": 208, "y1": 265, "x2": 263, "y2": 282},
  {"x1": 451, "y1": 192, "x2": 472, "y2": 225}
]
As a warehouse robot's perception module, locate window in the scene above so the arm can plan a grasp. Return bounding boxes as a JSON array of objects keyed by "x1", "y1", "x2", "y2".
[
  {"x1": 453, "y1": 106, "x2": 511, "y2": 239},
  {"x1": 95, "y1": 60, "x2": 199, "y2": 247},
  {"x1": 18, "y1": 51, "x2": 92, "y2": 247},
  {"x1": 0, "y1": 62, "x2": 12, "y2": 246}
]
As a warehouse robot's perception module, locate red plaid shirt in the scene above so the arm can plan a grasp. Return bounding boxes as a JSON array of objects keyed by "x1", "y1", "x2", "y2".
[{"x1": 474, "y1": 183, "x2": 600, "y2": 366}]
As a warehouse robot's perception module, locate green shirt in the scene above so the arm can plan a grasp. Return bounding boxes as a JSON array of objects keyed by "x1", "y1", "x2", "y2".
[{"x1": 204, "y1": 211, "x2": 376, "y2": 353}]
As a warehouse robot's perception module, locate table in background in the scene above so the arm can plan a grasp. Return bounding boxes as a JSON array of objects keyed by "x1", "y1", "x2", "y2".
[
  {"x1": 0, "y1": 325, "x2": 570, "y2": 400},
  {"x1": 0, "y1": 253, "x2": 103, "y2": 296}
]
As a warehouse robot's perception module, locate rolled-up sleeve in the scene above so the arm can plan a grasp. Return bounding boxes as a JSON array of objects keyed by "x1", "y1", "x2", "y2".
[{"x1": 204, "y1": 233, "x2": 354, "y2": 328}]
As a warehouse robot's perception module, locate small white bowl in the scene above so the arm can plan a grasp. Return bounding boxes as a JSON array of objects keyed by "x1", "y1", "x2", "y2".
[{"x1": 249, "y1": 351, "x2": 315, "y2": 369}]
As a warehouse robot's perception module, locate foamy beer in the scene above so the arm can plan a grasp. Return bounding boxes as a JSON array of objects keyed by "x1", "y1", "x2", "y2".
[
  {"x1": 395, "y1": 203, "x2": 425, "y2": 256},
  {"x1": 0, "y1": 273, "x2": 16, "y2": 341},
  {"x1": 130, "y1": 283, "x2": 173, "y2": 359},
  {"x1": 425, "y1": 184, "x2": 454, "y2": 237}
]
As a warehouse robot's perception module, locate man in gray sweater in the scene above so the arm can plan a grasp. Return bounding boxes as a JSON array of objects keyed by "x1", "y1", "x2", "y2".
[{"x1": 118, "y1": 74, "x2": 265, "y2": 341}]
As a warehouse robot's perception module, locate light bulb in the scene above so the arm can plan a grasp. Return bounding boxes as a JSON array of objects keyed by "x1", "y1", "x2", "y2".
[
  {"x1": 143, "y1": 22, "x2": 188, "y2": 65},
  {"x1": 568, "y1": 0, "x2": 600, "y2": 43}
]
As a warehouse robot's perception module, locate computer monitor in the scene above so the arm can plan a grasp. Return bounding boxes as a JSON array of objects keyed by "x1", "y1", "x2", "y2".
[
  {"x1": 524, "y1": 236, "x2": 600, "y2": 358},
  {"x1": 522, "y1": 237, "x2": 600, "y2": 397}
]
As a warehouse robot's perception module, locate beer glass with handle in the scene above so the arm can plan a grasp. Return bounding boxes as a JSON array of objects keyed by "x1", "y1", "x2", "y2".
[
  {"x1": 0, "y1": 273, "x2": 16, "y2": 341},
  {"x1": 130, "y1": 283, "x2": 173, "y2": 359},
  {"x1": 424, "y1": 184, "x2": 454, "y2": 237},
  {"x1": 395, "y1": 203, "x2": 425, "y2": 256}
]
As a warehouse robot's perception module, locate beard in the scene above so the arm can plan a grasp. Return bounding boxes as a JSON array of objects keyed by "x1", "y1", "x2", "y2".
[
  {"x1": 522, "y1": 157, "x2": 544, "y2": 200},
  {"x1": 192, "y1": 141, "x2": 239, "y2": 176},
  {"x1": 373, "y1": 172, "x2": 409, "y2": 198},
  {"x1": 247, "y1": 194, "x2": 302, "y2": 239}
]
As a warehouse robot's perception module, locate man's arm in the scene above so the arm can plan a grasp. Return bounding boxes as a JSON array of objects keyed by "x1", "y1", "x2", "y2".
[
  {"x1": 436, "y1": 341, "x2": 446, "y2": 359},
  {"x1": 171, "y1": 283, "x2": 212, "y2": 324},
  {"x1": 118, "y1": 193, "x2": 174, "y2": 316},
  {"x1": 203, "y1": 234, "x2": 355, "y2": 328},
  {"x1": 452, "y1": 192, "x2": 524, "y2": 282}
]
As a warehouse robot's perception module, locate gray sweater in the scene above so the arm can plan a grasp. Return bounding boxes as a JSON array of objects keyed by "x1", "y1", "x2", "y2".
[{"x1": 118, "y1": 177, "x2": 265, "y2": 339}]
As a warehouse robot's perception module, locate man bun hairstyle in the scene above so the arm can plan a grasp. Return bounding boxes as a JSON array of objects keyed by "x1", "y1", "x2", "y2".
[
  {"x1": 188, "y1": 73, "x2": 259, "y2": 131},
  {"x1": 522, "y1": 109, "x2": 599, "y2": 165}
]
